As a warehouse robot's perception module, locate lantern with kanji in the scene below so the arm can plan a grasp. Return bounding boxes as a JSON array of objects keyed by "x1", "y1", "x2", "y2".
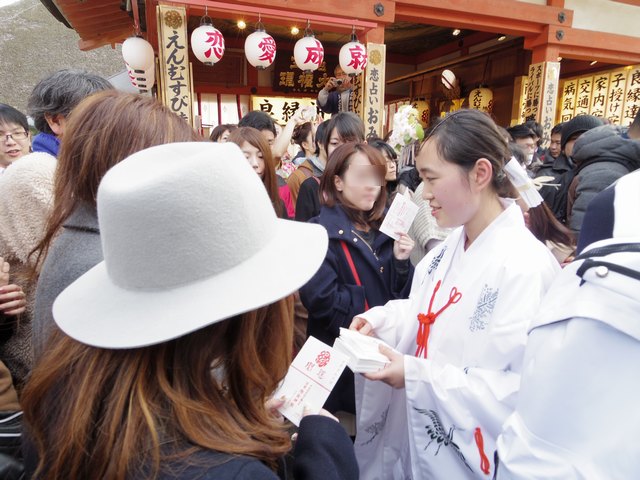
[
  {"x1": 245, "y1": 28, "x2": 276, "y2": 69},
  {"x1": 468, "y1": 87, "x2": 493, "y2": 113},
  {"x1": 122, "y1": 36, "x2": 155, "y2": 93},
  {"x1": 413, "y1": 100, "x2": 431, "y2": 128},
  {"x1": 191, "y1": 16, "x2": 225, "y2": 66},
  {"x1": 339, "y1": 32, "x2": 367, "y2": 77},
  {"x1": 294, "y1": 23, "x2": 324, "y2": 73}
]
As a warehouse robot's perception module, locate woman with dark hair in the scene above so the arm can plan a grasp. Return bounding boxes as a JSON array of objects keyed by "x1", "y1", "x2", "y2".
[
  {"x1": 228, "y1": 127, "x2": 287, "y2": 219},
  {"x1": 300, "y1": 142, "x2": 414, "y2": 417},
  {"x1": 510, "y1": 143, "x2": 575, "y2": 263},
  {"x1": 295, "y1": 114, "x2": 365, "y2": 223},
  {"x1": 350, "y1": 110, "x2": 559, "y2": 479},
  {"x1": 287, "y1": 122, "x2": 327, "y2": 205},
  {"x1": 209, "y1": 124, "x2": 237, "y2": 143},
  {"x1": 21, "y1": 142, "x2": 357, "y2": 479},
  {"x1": 291, "y1": 121, "x2": 315, "y2": 166},
  {"x1": 0, "y1": 104, "x2": 31, "y2": 170},
  {"x1": 324, "y1": 112, "x2": 365, "y2": 157},
  {"x1": 368, "y1": 139, "x2": 398, "y2": 205},
  {"x1": 32, "y1": 91, "x2": 202, "y2": 358}
]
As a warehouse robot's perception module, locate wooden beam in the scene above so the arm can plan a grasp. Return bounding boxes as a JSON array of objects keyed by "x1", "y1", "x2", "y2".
[
  {"x1": 366, "y1": 27, "x2": 385, "y2": 44},
  {"x1": 78, "y1": 29, "x2": 131, "y2": 51},
  {"x1": 146, "y1": 0, "x2": 159, "y2": 51},
  {"x1": 395, "y1": 0, "x2": 572, "y2": 36},
  {"x1": 164, "y1": 0, "x2": 387, "y2": 34},
  {"x1": 413, "y1": 31, "x2": 497, "y2": 64},
  {"x1": 524, "y1": 26, "x2": 640, "y2": 65},
  {"x1": 207, "y1": 0, "x2": 395, "y2": 24}
]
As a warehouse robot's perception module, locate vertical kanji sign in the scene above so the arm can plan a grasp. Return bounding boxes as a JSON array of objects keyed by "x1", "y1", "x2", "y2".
[
  {"x1": 622, "y1": 66, "x2": 640, "y2": 126},
  {"x1": 539, "y1": 62, "x2": 560, "y2": 148},
  {"x1": 557, "y1": 64, "x2": 639, "y2": 126},
  {"x1": 525, "y1": 61, "x2": 559, "y2": 147},
  {"x1": 362, "y1": 43, "x2": 386, "y2": 139},
  {"x1": 525, "y1": 62, "x2": 544, "y2": 120},
  {"x1": 574, "y1": 76, "x2": 594, "y2": 116},
  {"x1": 558, "y1": 78, "x2": 578, "y2": 123},
  {"x1": 157, "y1": 5, "x2": 193, "y2": 125}
]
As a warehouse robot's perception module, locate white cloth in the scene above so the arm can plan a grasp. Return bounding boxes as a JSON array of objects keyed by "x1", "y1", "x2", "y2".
[
  {"x1": 496, "y1": 237, "x2": 640, "y2": 479},
  {"x1": 354, "y1": 200, "x2": 559, "y2": 479},
  {"x1": 0, "y1": 152, "x2": 56, "y2": 264}
]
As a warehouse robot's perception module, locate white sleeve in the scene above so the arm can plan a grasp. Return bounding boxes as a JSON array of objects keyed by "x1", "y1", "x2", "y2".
[{"x1": 317, "y1": 89, "x2": 329, "y2": 107}]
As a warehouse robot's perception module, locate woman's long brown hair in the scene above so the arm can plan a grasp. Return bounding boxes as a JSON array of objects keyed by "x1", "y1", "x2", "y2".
[
  {"x1": 528, "y1": 201, "x2": 576, "y2": 249},
  {"x1": 22, "y1": 296, "x2": 295, "y2": 479},
  {"x1": 228, "y1": 127, "x2": 285, "y2": 218},
  {"x1": 30, "y1": 90, "x2": 202, "y2": 272}
]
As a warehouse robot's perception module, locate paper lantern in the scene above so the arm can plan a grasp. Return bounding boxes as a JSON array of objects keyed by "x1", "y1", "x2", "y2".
[
  {"x1": 245, "y1": 29, "x2": 276, "y2": 69},
  {"x1": 191, "y1": 17, "x2": 225, "y2": 66},
  {"x1": 122, "y1": 36, "x2": 155, "y2": 93},
  {"x1": 122, "y1": 36, "x2": 154, "y2": 70},
  {"x1": 468, "y1": 87, "x2": 494, "y2": 113},
  {"x1": 441, "y1": 69, "x2": 457, "y2": 90},
  {"x1": 294, "y1": 34, "x2": 324, "y2": 73},
  {"x1": 413, "y1": 100, "x2": 430, "y2": 128},
  {"x1": 126, "y1": 65, "x2": 155, "y2": 94},
  {"x1": 339, "y1": 37, "x2": 367, "y2": 76}
]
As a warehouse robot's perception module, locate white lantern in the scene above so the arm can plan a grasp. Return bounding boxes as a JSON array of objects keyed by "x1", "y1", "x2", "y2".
[
  {"x1": 468, "y1": 87, "x2": 494, "y2": 113},
  {"x1": 339, "y1": 35, "x2": 367, "y2": 76},
  {"x1": 245, "y1": 29, "x2": 276, "y2": 69},
  {"x1": 126, "y1": 65, "x2": 155, "y2": 94},
  {"x1": 294, "y1": 34, "x2": 324, "y2": 73},
  {"x1": 191, "y1": 17, "x2": 225, "y2": 66},
  {"x1": 122, "y1": 36, "x2": 155, "y2": 93},
  {"x1": 122, "y1": 36, "x2": 154, "y2": 70}
]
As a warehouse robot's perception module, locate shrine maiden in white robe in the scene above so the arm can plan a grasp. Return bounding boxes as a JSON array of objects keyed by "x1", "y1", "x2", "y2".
[{"x1": 354, "y1": 200, "x2": 559, "y2": 479}]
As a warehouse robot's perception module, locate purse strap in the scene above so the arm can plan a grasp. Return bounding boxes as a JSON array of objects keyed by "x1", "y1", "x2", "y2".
[{"x1": 340, "y1": 241, "x2": 369, "y2": 311}]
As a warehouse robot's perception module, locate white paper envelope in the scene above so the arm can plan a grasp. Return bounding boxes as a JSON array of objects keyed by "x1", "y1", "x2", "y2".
[
  {"x1": 274, "y1": 336, "x2": 348, "y2": 426},
  {"x1": 380, "y1": 193, "x2": 419, "y2": 240}
]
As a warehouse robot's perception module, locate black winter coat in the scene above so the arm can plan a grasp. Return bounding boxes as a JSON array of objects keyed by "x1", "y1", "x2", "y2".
[{"x1": 299, "y1": 205, "x2": 413, "y2": 413}]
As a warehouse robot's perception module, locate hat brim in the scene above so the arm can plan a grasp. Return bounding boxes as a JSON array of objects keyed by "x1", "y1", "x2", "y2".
[{"x1": 53, "y1": 219, "x2": 328, "y2": 349}]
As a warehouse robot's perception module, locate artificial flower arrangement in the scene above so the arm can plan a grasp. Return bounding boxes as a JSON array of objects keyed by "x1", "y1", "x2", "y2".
[{"x1": 388, "y1": 105, "x2": 425, "y2": 155}]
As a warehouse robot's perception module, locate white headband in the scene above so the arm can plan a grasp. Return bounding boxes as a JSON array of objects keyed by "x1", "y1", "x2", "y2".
[{"x1": 503, "y1": 157, "x2": 544, "y2": 208}]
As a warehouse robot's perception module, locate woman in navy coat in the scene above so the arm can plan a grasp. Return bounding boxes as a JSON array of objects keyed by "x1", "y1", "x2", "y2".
[{"x1": 300, "y1": 142, "x2": 414, "y2": 415}]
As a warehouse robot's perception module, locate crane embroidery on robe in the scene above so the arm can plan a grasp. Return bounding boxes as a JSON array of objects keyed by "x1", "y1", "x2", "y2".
[
  {"x1": 469, "y1": 284, "x2": 499, "y2": 332},
  {"x1": 360, "y1": 406, "x2": 389, "y2": 446},
  {"x1": 427, "y1": 246, "x2": 447, "y2": 276},
  {"x1": 414, "y1": 408, "x2": 473, "y2": 472}
]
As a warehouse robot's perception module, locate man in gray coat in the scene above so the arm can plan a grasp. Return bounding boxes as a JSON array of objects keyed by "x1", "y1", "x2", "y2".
[{"x1": 567, "y1": 124, "x2": 640, "y2": 236}]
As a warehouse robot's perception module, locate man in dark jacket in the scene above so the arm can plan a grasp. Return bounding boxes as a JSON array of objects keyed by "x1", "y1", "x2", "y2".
[
  {"x1": 567, "y1": 124, "x2": 640, "y2": 236},
  {"x1": 550, "y1": 115, "x2": 604, "y2": 224},
  {"x1": 535, "y1": 123, "x2": 573, "y2": 211}
]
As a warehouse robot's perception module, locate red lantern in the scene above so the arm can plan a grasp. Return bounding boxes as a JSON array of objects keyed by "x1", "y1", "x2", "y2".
[{"x1": 191, "y1": 16, "x2": 225, "y2": 66}]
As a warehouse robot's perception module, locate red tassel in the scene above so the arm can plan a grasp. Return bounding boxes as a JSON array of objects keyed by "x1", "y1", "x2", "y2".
[{"x1": 474, "y1": 427, "x2": 491, "y2": 475}]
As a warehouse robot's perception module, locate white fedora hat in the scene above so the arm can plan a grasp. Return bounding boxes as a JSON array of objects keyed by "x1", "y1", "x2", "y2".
[{"x1": 52, "y1": 142, "x2": 328, "y2": 349}]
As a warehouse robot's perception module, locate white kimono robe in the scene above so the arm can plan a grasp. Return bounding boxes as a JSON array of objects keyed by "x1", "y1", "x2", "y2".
[{"x1": 354, "y1": 201, "x2": 559, "y2": 480}]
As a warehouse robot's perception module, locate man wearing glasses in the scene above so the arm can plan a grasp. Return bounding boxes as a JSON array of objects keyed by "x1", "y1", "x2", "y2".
[{"x1": 0, "y1": 104, "x2": 31, "y2": 173}]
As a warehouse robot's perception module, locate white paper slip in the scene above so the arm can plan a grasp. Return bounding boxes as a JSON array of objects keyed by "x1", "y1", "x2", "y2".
[
  {"x1": 333, "y1": 328, "x2": 392, "y2": 373},
  {"x1": 380, "y1": 193, "x2": 419, "y2": 240},
  {"x1": 274, "y1": 336, "x2": 348, "y2": 427}
]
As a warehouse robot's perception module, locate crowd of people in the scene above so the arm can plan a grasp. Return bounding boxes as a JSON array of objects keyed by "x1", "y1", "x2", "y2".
[{"x1": 0, "y1": 68, "x2": 639, "y2": 479}]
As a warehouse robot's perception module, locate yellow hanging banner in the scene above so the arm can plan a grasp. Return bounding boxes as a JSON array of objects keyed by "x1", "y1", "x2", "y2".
[{"x1": 157, "y1": 5, "x2": 193, "y2": 125}]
